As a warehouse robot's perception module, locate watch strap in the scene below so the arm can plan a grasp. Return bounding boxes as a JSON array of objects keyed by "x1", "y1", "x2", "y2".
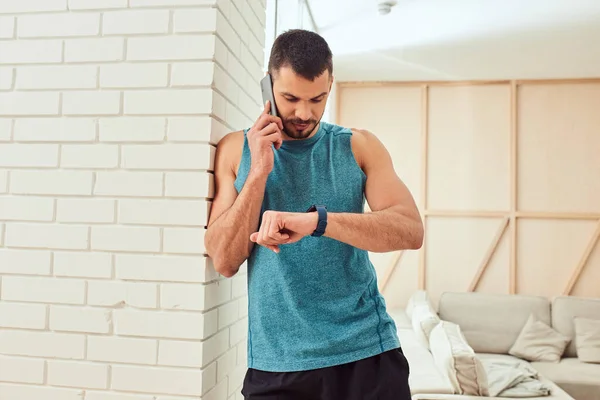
[{"x1": 306, "y1": 204, "x2": 327, "y2": 237}]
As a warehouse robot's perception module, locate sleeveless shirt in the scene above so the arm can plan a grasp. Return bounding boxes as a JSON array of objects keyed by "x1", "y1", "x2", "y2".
[{"x1": 233, "y1": 121, "x2": 400, "y2": 372}]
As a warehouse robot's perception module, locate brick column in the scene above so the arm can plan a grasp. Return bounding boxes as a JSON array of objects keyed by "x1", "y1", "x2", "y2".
[{"x1": 0, "y1": 1, "x2": 266, "y2": 399}]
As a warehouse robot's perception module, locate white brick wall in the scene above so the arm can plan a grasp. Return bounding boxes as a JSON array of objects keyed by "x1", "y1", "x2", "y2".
[{"x1": 0, "y1": 0, "x2": 266, "y2": 399}]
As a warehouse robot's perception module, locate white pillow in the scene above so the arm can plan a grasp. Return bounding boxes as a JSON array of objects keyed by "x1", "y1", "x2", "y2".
[
  {"x1": 429, "y1": 321, "x2": 489, "y2": 396},
  {"x1": 405, "y1": 290, "x2": 430, "y2": 319},
  {"x1": 574, "y1": 317, "x2": 600, "y2": 364},
  {"x1": 509, "y1": 313, "x2": 571, "y2": 363},
  {"x1": 411, "y1": 302, "x2": 440, "y2": 349}
]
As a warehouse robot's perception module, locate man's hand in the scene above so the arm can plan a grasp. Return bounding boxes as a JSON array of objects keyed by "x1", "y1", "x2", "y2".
[
  {"x1": 247, "y1": 101, "x2": 284, "y2": 179},
  {"x1": 250, "y1": 211, "x2": 319, "y2": 253}
]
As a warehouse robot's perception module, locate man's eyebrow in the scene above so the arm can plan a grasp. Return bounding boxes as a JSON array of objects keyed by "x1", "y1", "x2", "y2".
[{"x1": 281, "y1": 92, "x2": 328, "y2": 99}]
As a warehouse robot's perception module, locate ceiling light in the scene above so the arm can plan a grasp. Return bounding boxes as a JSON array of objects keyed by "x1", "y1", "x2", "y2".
[{"x1": 377, "y1": 0, "x2": 398, "y2": 15}]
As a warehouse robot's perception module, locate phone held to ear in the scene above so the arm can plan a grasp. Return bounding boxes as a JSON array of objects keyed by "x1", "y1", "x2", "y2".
[{"x1": 260, "y1": 73, "x2": 278, "y2": 117}]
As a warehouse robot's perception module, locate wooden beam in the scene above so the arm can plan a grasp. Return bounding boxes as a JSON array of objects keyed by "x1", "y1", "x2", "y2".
[
  {"x1": 563, "y1": 220, "x2": 600, "y2": 295},
  {"x1": 509, "y1": 80, "x2": 518, "y2": 295},
  {"x1": 424, "y1": 210, "x2": 600, "y2": 219},
  {"x1": 418, "y1": 84, "x2": 428, "y2": 290},
  {"x1": 380, "y1": 251, "x2": 405, "y2": 293},
  {"x1": 468, "y1": 217, "x2": 510, "y2": 292},
  {"x1": 515, "y1": 78, "x2": 600, "y2": 85},
  {"x1": 338, "y1": 80, "x2": 511, "y2": 88},
  {"x1": 337, "y1": 78, "x2": 600, "y2": 89},
  {"x1": 425, "y1": 210, "x2": 508, "y2": 218},
  {"x1": 515, "y1": 211, "x2": 600, "y2": 220}
]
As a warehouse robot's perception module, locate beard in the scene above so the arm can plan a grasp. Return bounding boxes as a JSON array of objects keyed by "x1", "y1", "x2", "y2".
[{"x1": 282, "y1": 117, "x2": 320, "y2": 139}]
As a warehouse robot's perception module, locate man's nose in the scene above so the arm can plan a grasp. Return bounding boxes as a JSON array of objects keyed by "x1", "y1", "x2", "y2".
[{"x1": 295, "y1": 102, "x2": 312, "y2": 121}]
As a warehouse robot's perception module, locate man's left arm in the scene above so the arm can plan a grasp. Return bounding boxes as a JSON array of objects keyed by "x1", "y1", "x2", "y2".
[
  {"x1": 322, "y1": 129, "x2": 424, "y2": 252},
  {"x1": 249, "y1": 129, "x2": 424, "y2": 253}
]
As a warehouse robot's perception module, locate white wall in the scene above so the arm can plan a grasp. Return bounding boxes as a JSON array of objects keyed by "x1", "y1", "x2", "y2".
[
  {"x1": 263, "y1": 0, "x2": 319, "y2": 69},
  {"x1": 0, "y1": 0, "x2": 266, "y2": 399}
]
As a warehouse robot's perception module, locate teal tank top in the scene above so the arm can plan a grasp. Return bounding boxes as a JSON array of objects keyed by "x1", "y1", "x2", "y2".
[{"x1": 234, "y1": 121, "x2": 400, "y2": 372}]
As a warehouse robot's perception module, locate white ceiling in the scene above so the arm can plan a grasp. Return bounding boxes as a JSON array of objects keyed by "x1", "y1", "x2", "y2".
[{"x1": 305, "y1": 0, "x2": 600, "y2": 81}]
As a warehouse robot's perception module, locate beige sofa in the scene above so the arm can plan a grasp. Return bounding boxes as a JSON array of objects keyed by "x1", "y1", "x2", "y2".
[{"x1": 389, "y1": 291, "x2": 600, "y2": 400}]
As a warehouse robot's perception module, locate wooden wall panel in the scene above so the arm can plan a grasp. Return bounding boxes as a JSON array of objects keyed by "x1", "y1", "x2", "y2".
[
  {"x1": 337, "y1": 85, "x2": 422, "y2": 307},
  {"x1": 518, "y1": 83, "x2": 600, "y2": 213},
  {"x1": 572, "y1": 243, "x2": 600, "y2": 297},
  {"x1": 428, "y1": 85, "x2": 511, "y2": 211},
  {"x1": 425, "y1": 217, "x2": 510, "y2": 307},
  {"x1": 517, "y1": 219, "x2": 598, "y2": 298},
  {"x1": 337, "y1": 79, "x2": 600, "y2": 308},
  {"x1": 476, "y1": 229, "x2": 510, "y2": 295}
]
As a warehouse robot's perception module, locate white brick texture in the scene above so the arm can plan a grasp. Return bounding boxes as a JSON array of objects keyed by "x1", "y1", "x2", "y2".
[{"x1": 0, "y1": 0, "x2": 265, "y2": 398}]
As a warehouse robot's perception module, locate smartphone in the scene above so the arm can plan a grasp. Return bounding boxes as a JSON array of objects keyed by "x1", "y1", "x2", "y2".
[{"x1": 260, "y1": 73, "x2": 278, "y2": 117}]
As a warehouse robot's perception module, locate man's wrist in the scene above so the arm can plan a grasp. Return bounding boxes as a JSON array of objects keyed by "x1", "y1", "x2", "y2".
[{"x1": 306, "y1": 205, "x2": 327, "y2": 237}]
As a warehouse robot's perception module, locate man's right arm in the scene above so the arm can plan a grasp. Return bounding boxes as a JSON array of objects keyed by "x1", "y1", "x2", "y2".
[{"x1": 204, "y1": 131, "x2": 267, "y2": 278}]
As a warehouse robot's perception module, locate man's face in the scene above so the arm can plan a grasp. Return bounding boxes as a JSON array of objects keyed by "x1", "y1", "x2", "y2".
[{"x1": 272, "y1": 66, "x2": 333, "y2": 139}]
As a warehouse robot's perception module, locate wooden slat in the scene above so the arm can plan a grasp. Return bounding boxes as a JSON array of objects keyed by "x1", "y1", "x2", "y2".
[
  {"x1": 338, "y1": 78, "x2": 600, "y2": 89},
  {"x1": 515, "y1": 212, "x2": 600, "y2": 220},
  {"x1": 338, "y1": 80, "x2": 511, "y2": 88},
  {"x1": 418, "y1": 84, "x2": 428, "y2": 290},
  {"x1": 563, "y1": 220, "x2": 600, "y2": 295},
  {"x1": 379, "y1": 251, "x2": 405, "y2": 293},
  {"x1": 468, "y1": 217, "x2": 510, "y2": 291},
  {"x1": 510, "y1": 80, "x2": 518, "y2": 294},
  {"x1": 424, "y1": 210, "x2": 600, "y2": 219},
  {"x1": 515, "y1": 78, "x2": 600, "y2": 85},
  {"x1": 425, "y1": 210, "x2": 508, "y2": 218}
]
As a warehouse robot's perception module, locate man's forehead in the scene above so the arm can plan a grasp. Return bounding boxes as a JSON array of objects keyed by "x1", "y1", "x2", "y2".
[
  {"x1": 273, "y1": 66, "x2": 330, "y2": 82},
  {"x1": 273, "y1": 68, "x2": 330, "y2": 96}
]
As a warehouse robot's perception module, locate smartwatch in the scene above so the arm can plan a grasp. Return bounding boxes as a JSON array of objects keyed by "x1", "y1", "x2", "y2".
[{"x1": 306, "y1": 204, "x2": 327, "y2": 237}]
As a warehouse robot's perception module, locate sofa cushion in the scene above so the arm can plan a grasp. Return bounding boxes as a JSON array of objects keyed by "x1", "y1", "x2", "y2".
[
  {"x1": 396, "y1": 329, "x2": 454, "y2": 395},
  {"x1": 552, "y1": 296, "x2": 600, "y2": 358},
  {"x1": 574, "y1": 317, "x2": 600, "y2": 363},
  {"x1": 412, "y1": 302, "x2": 441, "y2": 349},
  {"x1": 406, "y1": 290, "x2": 431, "y2": 319},
  {"x1": 531, "y1": 357, "x2": 600, "y2": 400},
  {"x1": 509, "y1": 313, "x2": 571, "y2": 362},
  {"x1": 437, "y1": 291, "x2": 551, "y2": 354},
  {"x1": 429, "y1": 321, "x2": 489, "y2": 396}
]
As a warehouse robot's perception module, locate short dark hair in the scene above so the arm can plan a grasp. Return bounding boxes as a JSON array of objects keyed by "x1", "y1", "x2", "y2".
[{"x1": 268, "y1": 29, "x2": 333, "y2": 81}]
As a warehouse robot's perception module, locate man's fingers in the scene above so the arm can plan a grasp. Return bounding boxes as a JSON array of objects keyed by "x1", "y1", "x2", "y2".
[
  {"x1": 259, "y1": 213, "x2": 271, "y2": 246},
  {"x1": 262, "y1": 128, "x2": 283, "y2": 149},
  {"x1": 254, "y1": 114, "x2": 283, "y2": 133},
  {"x1": 259, "y1": 122, "x2": 279, "y2": 136},
  {"x1": 267, "y1": 217, "x2": 289, "y2": 242},
  {"x1": 260, "y1": 129, "x2": 283, "y2": 151},
  {"x1": 250, "y1": 212, "x2": 290, "y2": 253}
]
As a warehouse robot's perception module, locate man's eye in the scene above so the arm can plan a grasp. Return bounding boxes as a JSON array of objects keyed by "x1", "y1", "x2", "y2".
[
  {"x1": 310, "y1": 99, "x2": 323, "y2": 103},
  {"x1": 286, "y1": 98, "x2": 299, "y2": 103}
]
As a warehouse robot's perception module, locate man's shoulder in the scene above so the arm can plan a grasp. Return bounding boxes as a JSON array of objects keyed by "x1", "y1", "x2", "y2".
[
  {"x1": 215, "y1": 130, "x2": 245, "y2": 176},
  {"x1": 349, "y1": 127, "x2": 376, "y2": 140},
  {"x1": 218, "y1": 129, "x2": 245, "y2": 148},
  {"x1": 348, "y1": 127, "x2": 375, "y2": 151}
]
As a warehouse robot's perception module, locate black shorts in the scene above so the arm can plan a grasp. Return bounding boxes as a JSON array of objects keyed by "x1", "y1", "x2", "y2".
[{"x1": 241, "y1": 347, "x2": 411, "y2": 400}]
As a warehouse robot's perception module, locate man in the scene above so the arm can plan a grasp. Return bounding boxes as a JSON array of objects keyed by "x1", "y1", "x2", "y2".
[{"x1": 204, "y1": 29, "x2": 423, "y2": 400}]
